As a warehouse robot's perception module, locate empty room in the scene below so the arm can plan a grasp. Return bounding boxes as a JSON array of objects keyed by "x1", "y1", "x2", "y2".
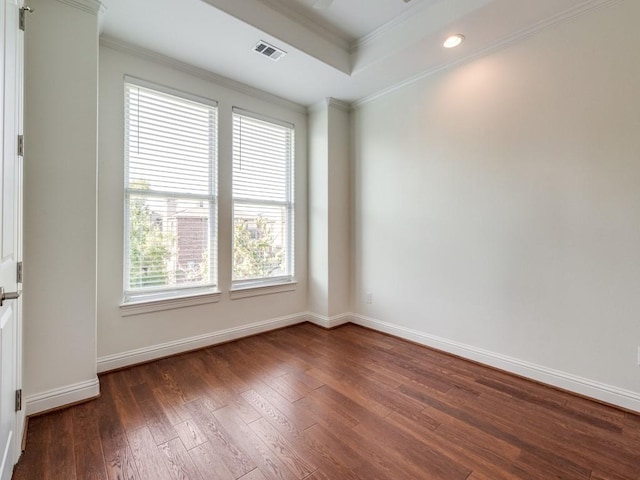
[{"x1": 1, "y1": 0, "x2": 639, "y2": 478}]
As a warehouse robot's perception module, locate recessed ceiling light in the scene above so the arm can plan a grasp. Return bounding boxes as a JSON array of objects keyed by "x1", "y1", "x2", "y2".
[{"x1": 443, "y1": 34, "x2": 465, "y2": 49}]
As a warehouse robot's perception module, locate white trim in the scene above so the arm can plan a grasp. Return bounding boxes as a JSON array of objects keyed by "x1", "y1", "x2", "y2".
[
  {"x1": 352, "y1": 0, "x2": 620, "y2": 109},
  {"x1": 230, "y1": 281, "x2": 297, "y2": 300},
  {"x1": 99, "y1": 36, "x2": 307, "y2": 114},
  {"x1": 256, "y1": 0, "x2": 351, "y2": 51},
  {"x1": 305, "y1": 311, "x2": 351, "y2": 329},
  {"x1": 32, "y1": 311, "x2": 639, "y2": 415},
  {"x1": 25, "y1": 377, "x2": 100, "y2": 415},
  {"x1": 350, "y1": 314, "x2": 640, "y2": 413},
  {"x1": 97, "y1": 312, "x2": 306, "y2": 372},
  {"x1": 327, "y1": 98, "x2": 350, "y2": 113},
  {"x1": 120, "y1": 291, "x2": 222, "y2": 317},
  {"x1": 54, "y1": 0, "x2": 105, "y2": 16},
  {"x1": 308, "y1": 97, "x2": 350, "y2": 114},
  {"x1": 352, "y1": 0, "x2": 440, "y2": 53}
]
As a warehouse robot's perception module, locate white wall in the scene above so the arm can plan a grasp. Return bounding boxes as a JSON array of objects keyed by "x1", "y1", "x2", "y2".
[
  {"x1": 24, "y1": 0, "x2": 640, "y2": 415},
  {"x1": 97, "y1": 46, "x2": 308, "y2": 367},
  {"x1": 24, "y1": 0, "x2": 100, "y2": 413},
  {"x1": 352, "y1": 0, "x2": 640, "y2": 409}
]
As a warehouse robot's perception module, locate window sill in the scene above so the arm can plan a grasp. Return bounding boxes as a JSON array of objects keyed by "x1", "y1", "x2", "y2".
[
  {"x1": 230, "y1": 281, "x2": 297, "y2": 300},
  {"x1": 120, "y1": 290, "x2": 221, "y2": 317}
]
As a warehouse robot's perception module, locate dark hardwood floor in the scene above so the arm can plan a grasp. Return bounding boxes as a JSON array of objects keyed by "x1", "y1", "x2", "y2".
[{"x1": 13, "y1": 323, "x2": 640, "y2": 480}]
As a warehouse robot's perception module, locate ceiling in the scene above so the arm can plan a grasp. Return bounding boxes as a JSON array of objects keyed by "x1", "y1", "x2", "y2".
[
  {"x1": 259, "y1": 0, "x2": 430, "y2": 42},
  {"x1": 100, "y1": 0, "x2": 613, "y2": 107}
]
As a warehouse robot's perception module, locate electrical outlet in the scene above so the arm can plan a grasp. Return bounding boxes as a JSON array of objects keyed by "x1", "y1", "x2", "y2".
[{"x1": 365, "y1": 292, "x2": 372, "y2": 304}]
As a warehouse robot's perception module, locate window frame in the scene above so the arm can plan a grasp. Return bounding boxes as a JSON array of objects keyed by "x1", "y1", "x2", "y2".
[
  {"x1": 122, "y1": 76, "x2": 219, "y2": 305},
  {"x1": 231, "y1": 107, "x2": 296, "y2": 290}
]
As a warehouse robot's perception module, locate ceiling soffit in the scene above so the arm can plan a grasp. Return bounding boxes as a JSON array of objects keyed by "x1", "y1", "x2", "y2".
[
  {"x1": 198, "y1": 0, "x2": 351, "y2": 74},
  {"x1": 100, "y1": 0, "x2": 622, "y2": 106}
]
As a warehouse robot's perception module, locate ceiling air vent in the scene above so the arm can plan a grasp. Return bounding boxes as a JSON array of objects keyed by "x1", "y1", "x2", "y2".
[{"x1": 253, "y1": 41, "x2": 286, "y2": 61}]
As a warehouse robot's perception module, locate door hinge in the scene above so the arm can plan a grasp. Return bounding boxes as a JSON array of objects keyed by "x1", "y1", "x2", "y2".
[
  {"x1": 19, "y1": 6, "x2": 34, "y2": 32},
  {"x1": 17, "y1": 134, "x2": 24, "y2": 157},
  {"x1": 15, "y1": 389, "x2": 22, "y2": 412},
  {"x1": 17, "y1": 261, "x2": 23, "y2": 283}
]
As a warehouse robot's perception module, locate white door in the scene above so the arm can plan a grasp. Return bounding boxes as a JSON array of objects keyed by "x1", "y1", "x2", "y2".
[{"x1": 0, "y1": 0, "x2": 24, "y2": 479}]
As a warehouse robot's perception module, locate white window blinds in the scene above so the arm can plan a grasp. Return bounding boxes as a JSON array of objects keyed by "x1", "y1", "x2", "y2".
[
  {"x1": 232, "y1": 109, "x2": 294, "y2": 283},
  {"x1": 124, "y1": 80, "x2": 217, "y2": 299}
]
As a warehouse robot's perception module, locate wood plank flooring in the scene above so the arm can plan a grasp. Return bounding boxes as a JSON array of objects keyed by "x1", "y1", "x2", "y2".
[{"x1": 13, "y1": 323, "x2": 640, "y2": 479}]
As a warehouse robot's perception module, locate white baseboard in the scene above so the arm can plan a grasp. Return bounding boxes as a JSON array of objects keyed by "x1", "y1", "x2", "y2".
[
  {"x1": 350, "y1": 313, "x2": 640, "y2": 413},
  {"x1": 97, "y1": 312, "x2": 307, "y2": 373},
  {"x1": 60, "y1": 310, "x2": 639, "y2": 415},
  {"x1": 25, "y1": 377, "x2": 100, "y2": 416},
  {"x1": 305, "y1": 311, "x2": 352, "y2": 329}
]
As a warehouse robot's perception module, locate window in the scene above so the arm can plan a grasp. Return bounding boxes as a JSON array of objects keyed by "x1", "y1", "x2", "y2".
[
  {"x1": 232, "y1": 109, "x2": 294, "y2": 286},
  {"x1": 124, "y1": 79, "x2": 217, "y2": 302}
]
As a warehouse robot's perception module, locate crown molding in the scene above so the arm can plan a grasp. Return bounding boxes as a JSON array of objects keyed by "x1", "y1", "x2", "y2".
[
  {"x1": 256, "y1": 0, "x2": 351, "y2": 52},
  {"x1": 99, "y1": 36, "x2": 307, "y2": 114},
  {"x1": 327, "y1": 97, "x2": 350, "y2": 112},
  {"x1": 351, "y1": 0, "x2": 441, "y2": 54},
  {"x1": 352, "y1": 0, "x2": 621, "y2": 109},
  {"x1": 54, "y1": 0, "x2": 105, "y2": 16},
  {"x1": 307, "y1": 97, "x2": 350, "y2": 114}
]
